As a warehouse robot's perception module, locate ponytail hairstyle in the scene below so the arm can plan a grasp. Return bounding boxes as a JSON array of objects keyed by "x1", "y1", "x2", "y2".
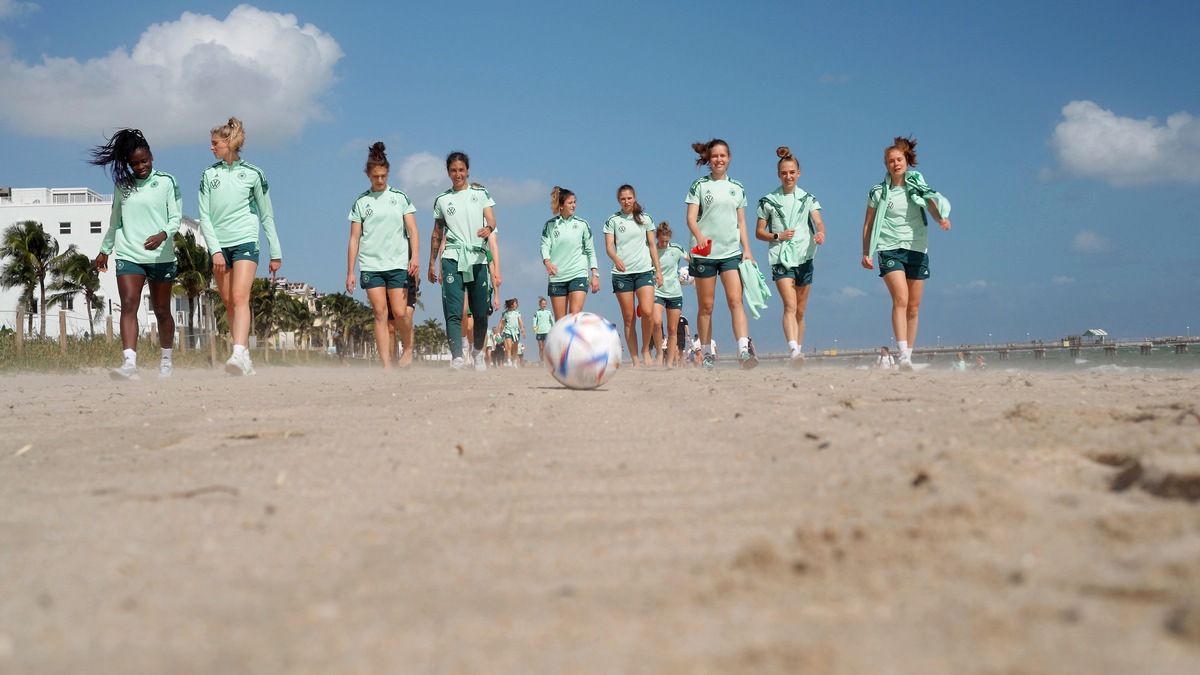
[
  {"x1": 691, "y1": 138, "x2": 730, "y2": 167},
  {"x1": 365, "y1": 141, "x2": 389, "y2": 173},
  {"x1": 505, "y1": 297, "x2": 518, "y2": 311},
  {"x1": 550, "y1": 186, "x2": 575, "y2": 215},
  {"x1": 886, "y1": 135, "x2": 918, "y2": 166},
  {"x1": 776, "y1": 146, "x2": 799, "y2": 170},
  {"x1": 445, "y1": 150, "x2": 470, "y2": 170},
  {"x1": 616, "y1": 184, "x2": 645, "y2": 225},
  {"x1": 655, "y1": 221, "x2": 672, "y2": 238},
  {"x1": 89, "y1": 128, "x2": 151, "y2": 189},
  {"x1": 210, "y1": 117, "x2": 246, "y2": 154}
]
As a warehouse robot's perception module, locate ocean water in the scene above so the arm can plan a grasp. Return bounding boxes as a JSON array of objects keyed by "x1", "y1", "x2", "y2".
[{"x1": 749, "y1": 346, "x2": 1200, "y2": 374}]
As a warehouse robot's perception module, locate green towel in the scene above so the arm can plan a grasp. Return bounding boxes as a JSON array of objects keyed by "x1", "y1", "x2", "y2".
[
  {"x1": 763, "y1": 192, "x2": 817, "y2": 268},
  {"x1": 867, "y1": 170, "x2": 951, "y2": 255},
  {"x1": 738, "y1": 259, "x2": 772, "y2": 320},
  {"x1": 445, "y1": 232, "x2": 490, "y2": 282}
]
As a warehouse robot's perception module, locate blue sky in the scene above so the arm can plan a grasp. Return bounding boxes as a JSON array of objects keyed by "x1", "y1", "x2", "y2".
[{"x1": 2, "y1": 0, "x2": 1197, "y2": 351}]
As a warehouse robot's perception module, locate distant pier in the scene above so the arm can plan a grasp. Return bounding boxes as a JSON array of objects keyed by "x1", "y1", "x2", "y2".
[{"x1": 769, "y1": 336, "x2": 1199, "y2": 365}]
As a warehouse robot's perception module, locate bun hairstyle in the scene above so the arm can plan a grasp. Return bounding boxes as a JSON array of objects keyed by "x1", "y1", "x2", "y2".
[
  {"x1": 656, "y1": 221, "x2": 672, "y2": 238},
  {"x1": 550, "y1": 186, "x2": 575, "y2": 215},
  {"x1": 776, "y1": 146, "x2": 800, "y2": 169},
  {"x1": 886, "y1": 135, "x2": 918, "y2": 166},
  {"x1": 616, "y1": 184, "x2": 645, "y2": 225},
  {"x1": 89, "y1": 128, "x2": 151, "y2": 188},
  {"x1": 691, "y1": 138, "x2": 730, "y2": 167},
  {"x1": 366, "y1": 141, "x2": 389, "y2": 172},
  {"x1": 210, "y1": 117, "x2": 246, "y2": 154},
  {"x1": 445, "y1": 150, "x2": 470, "y2": 170},
  {"x1": 505, "y1": 298, "x2": 518, "y2": 310}
]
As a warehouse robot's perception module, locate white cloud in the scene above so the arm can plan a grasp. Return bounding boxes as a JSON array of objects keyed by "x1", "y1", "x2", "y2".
[
  {"x1": 0, "y1": 0, "x2": 37, "y2": 20},
  {"x1": 828, "y1": 287, "x2": 866, "y2": 301},
  {"x1": 0, "y1": 5, "x2": 342, "y2": 146},
  {"x1": 1051, "y1": 275, "x2": 1076, "y2": 286},
  {"x1": 1070, "y1": 229, "x2": 1112, "y2": 254},
  {"x1": 482, "y1": 178, "x2": 547, "y2": 206},
  {"x1": 1049, "y1": 100, "x2": 1200, "y2": 186},
  {"x1": 395, "y1": 151, "x2": 548, "y2": 211},
  {"x1": 942, "y1": 279, "x2": 991, "y2": 296}
]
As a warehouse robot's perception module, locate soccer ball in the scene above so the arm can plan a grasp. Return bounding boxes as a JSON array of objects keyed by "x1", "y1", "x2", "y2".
[
  {"x1": 678, "y1": 266, "x2": 693, "y2": 286},
  {"x1": 544, "y1": 312, "x2": 622, "y2": 389}
]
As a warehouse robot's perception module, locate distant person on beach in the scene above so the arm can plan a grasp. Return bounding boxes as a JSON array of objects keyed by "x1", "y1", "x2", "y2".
[
  {"x1": 755, "y1": 146, "x2": 826, "y2": 369},
  {"x1": 686, "y1": 138, "x2": 757, "y2": 370},
  {"x1": 876, "y1": 346, "x2": 895, "y2": 369},
  {"x1": 654, "y1": 222, "x2": 689, "y2": 368},
  {"x1": 345, "y1": 142, "x2": 418, "y2": 372},
  {"x1": 531, "y1": 296, "x2": 553, "y2": 364},
  {"x1": 201, "y1": 117, "x2": 282, "y2": 376},
  {"x1": 675, "y1": 315, "x2": 691, "y2": 367},
  {"x1": 429, "y1": 152, "x2": 500, "y2": 372},
  {"x1": 605, "y1": 184, "x2": 663, "y2": 367},
  {"x1": 974, "y1": 354, "x2": 988, "y2": 371},
  {"x1": 540, "y1": 186, "x2": 599, "y2": 319},
  {"x1": 861, "y1": 136, "x2": 950, "y2": 372},
  {"x1": 952, "y1": 352, "x2": 967, "y2": 371},
  {"x1": 500, "y1": 298, "x2": 525, "y2": 368},
  {"x1": 90, "y1": 128, "x2": 180, "y2": 380}
]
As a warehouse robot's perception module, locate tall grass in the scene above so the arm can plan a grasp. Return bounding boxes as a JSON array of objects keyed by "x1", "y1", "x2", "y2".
[{"x1": 0, "y1": 334, "x2": 353, "y2": 374}]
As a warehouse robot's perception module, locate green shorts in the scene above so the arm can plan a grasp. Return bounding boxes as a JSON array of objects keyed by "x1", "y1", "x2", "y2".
[
  {"x1": 878, "y1": 249, "x2": 930, "y2": 280},
  {"x1": 221, "y1": 241, "x2": 260, "y2": 265},
  {"x1": 771, "y1": 260, "x2": 814, "y2": 285},
  {"x1": 115, "y1": 259, "x2": 177, "y2": 283},
  {"x1": 612, "y1": 270, "x2": 655, "y2": 293},
  {"x1": 361, "y1": 268, "x2": 409, "y2": 290},
  {"x1": 536, "y1": 332, "x2": 548, "y2": 342},
  {"x1": 655, "y1": 295, "x2": 683, "y2": 310},
  {"x1": 548, "y1": 277, "x2": 588, "y2": 297},
  {"x1": 689, "y1": 255, "x2": 740, "y2": 279}
]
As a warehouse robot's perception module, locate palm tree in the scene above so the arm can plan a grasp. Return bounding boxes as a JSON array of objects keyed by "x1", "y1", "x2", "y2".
[
  {"x1": 413, "y1": 317, "x2": 448, "y2": 359},
  {"x1": 1, "y1": 220, "x2": 65, "y2": 337},
  {"x1": 173, "y1": 231, "x2": 211, "y2": 344},
  {"x1": 48, "y1": 251, "x2": 103, "y2": 337}
]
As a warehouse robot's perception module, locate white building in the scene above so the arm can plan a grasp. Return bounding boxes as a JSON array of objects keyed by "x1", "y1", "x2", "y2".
[{"x1": 0, "y1": 186, "x2": 211, "y2": 340}]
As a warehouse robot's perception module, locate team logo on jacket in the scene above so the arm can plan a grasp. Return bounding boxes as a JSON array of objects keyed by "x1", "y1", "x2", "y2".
[
  {"x1": 364, "y1": 206, "x2": 373, "y2": 218},
  {"x1": 390, "y1": 198, "x2": 397, "y2": 206},
  {"x1": 553, "y1": 230, "x2": 561, "y2": 238},
  {"x1": 729, "y1": 188, "x2": 736, "y2": 196},
  {"x1": 151, "y1": 180, "x2": 159, "y2": 188},
  {"x1": 210, "y1": 178, "x2": 220, "y2": 189},
  {"x1": 703, "y1": 195, "x2": 714, "y2": 206},
  {"x1": 618, "y1": 225, "x2": 626, "y2": 234},
  {"x1": 447, "y1": 205, "x2": 456, "y2": 216},
  {"x1": 470, "y1": 195, "x2": 477, "y2": 202},
  {"x1": 238, "y1": 172, "x2": 246, "y2": 180}
]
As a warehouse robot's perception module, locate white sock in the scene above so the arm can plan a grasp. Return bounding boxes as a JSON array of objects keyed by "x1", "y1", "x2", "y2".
[
  {"x1": 897, "y1": 341, "x2": 909, "y2": 355},
  {"x1": 904, "y1": 347, "x2": 913, "y2": 359},
  {"x1": 233, "y1": 344, "x2": 246, "y2": 357},
  {"x1": 160, "y1": 348, "x2": 172, "y2": 361},
  {"x1": 787, "y1": 341, "x2": 798, "y2": 352},
  {"x1": 702, "y1": 344, "x2": 712, "y2": 357},
  {"x1": 123, "y1": 349, "x2": 136, "y2": 365},
  {"x1": 737, "y1": 337, "x2": 749, "y2": 353},
  {"x1": 796, "y1": 343, "x2": 803, "y2": 353}
]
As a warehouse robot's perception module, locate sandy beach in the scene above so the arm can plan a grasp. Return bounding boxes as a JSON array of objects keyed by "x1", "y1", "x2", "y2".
[{"x1": 2, "y1": 363, "x2": 1199, "y2": 674}]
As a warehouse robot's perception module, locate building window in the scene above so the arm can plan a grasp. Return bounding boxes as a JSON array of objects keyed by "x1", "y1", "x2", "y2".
[
  {"x1": 60, "y1": 222, "x2": 71, "y2": 234},
  {"x1": 90, "y1": 221, "x2": 102, "y2": 234},
  {"x1": 64, "y1": 297, "x2": 75, "y2": 311}
]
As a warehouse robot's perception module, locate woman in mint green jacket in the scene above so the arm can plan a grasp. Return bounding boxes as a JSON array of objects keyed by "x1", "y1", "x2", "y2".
[
  {"x1": 91, "y1": 128, "x2": 181, "y2": 380},
  {"x1": 200, "y1": 117, "x2": 282, "y2": 376},
  {"x1": 860, "y1": 136, "x2": 951, "y2": 371}
]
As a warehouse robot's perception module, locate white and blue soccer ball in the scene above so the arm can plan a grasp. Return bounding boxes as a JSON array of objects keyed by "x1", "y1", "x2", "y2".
[
  {"x1": 678, "y1": 266, "x2": 693, "y2": 286},
  {"x1": 544, "y1": 312, "x2": 622, "y2": 390}
]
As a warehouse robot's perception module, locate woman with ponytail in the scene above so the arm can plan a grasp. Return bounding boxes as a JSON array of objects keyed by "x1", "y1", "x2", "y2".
[
  {"x1": 653, "y1": 221, "x2": 689, "y2": 368},
  {"x1": 539, "y1": 186, "x2": 598, "y2": 320},
  {"x1": 346, "y1": 142, "x2": 419, "y2": 371},
  {"x1": 604, "y1": 184, "x2": 663, "y2": 367},
  {"x1": 684, "y1": 138, "x2": 756, "y2": 369},
  {"x1": 199, "y1": 117, "x2": 282, "y2": 376},
  {"x1": 754, "y1": 146, "x2": 826, "y2": 367},
  {"x1": 860, "y1": 136, "x2": 952, "y2": 371},
  {"x1": 90, "y1": 128, "x2": 181, "y2": 380}
]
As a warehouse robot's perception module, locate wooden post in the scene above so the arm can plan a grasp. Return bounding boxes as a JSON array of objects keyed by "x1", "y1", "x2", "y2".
[
  {"x1": 59, "y1": 311, "x2": 67, "y2": 354},
  {"x1": 177, "y1": 326, "x2": 186, "y2": 353},
  {"x1": 15, "y1": 306, "x2": 23, "y2": 355},
  {"x1": 106, "y1": 315, "x2": 114, "y2": 342},
  {"x1": 149, "y1": 323, "x2": 157, "y2": 354},
  {"x1": 209, "y1": 327, "x2": 217, "y2": 368}
]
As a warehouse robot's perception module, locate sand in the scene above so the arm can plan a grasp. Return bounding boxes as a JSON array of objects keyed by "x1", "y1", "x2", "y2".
[{"x1": 1, "y1": 363, "x2": 1199, "y2": 674}]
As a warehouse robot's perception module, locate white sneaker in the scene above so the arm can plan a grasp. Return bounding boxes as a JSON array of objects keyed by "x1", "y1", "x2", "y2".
[
  {"x1": 450, "y1": 356, "x2": 465, "y2": 371},
  {"x1": 789, "y1": 351, "x2": 806, "y2": 369},
  {"x1": 159, "y1": 359, "x2": 173, "y2": 379},
  {"x1": 110, "y1": 362, "x2": 139, "y2": 380},
  {"x1": 739, "y1": 350, "x2": 759, "y2": 370},
  {"x1": 898, "y1": 355, "x2": 914, "y2": 372},
  {"x1": 224, "y1": 353, "x2": 243, "y2": 376},
  {"x1": 474, "y1": 351, "x2": 486, "y2": 372},
  {"x1": 240, "y1": 353, "x2": 256, "y2": 376}
]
